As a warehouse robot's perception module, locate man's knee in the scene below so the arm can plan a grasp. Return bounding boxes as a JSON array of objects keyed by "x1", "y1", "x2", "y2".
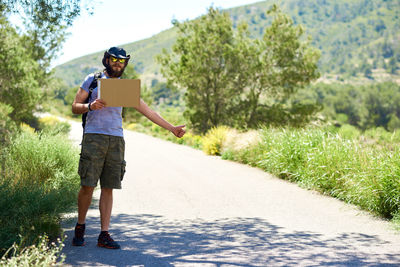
[
  {"x1": 80, "y1": 185, "x2": 95, "y2": 195},
  {"x1": 101, "y1": 187, "x2": 113, "y2": 195}
]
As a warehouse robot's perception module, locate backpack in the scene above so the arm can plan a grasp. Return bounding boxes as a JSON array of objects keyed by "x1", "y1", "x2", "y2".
[{"x1": 81, "y1": 71, "x2": 126, "y2": 130}]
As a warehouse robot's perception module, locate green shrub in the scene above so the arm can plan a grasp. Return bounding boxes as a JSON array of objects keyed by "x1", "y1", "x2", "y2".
[
  {"x1": 0, "y1": 103, "x2": 17, "y2": 148},
  {"x1": 0, "y1": 131, "x2": 80, "y2": 254},
  {"x1": 38, "y1": 116, "x2": 70, "y2": 136},
  {"x1": 180, "y1": 132, "x2": 203, "y2": 149},
  {"x1": 202, "y1": 126, "x2": 230, "y2": 155},
  {"x1": 338, "y1": 124, "x2": 361, "y2": 140},
  {"x1": 363, "y1": 127, "x2": 400, "y2": 144},
  {"x1": 125, "y1": 123, "x2": 136, "y2": 131},
  {"x1": 336, "y1": 113, "x2": 348, "y2": 124}
]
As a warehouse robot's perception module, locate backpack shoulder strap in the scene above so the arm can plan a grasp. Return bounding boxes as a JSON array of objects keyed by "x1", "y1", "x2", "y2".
[
  {"x1": 88, "y1": 71, "x2": 103, "y2": 94},
  {"x1": 82, "y1": 72, "x2": 103, "y2": 130}
]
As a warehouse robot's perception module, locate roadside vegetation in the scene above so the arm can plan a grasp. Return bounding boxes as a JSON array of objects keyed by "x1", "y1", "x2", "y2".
[
  {"x1": 129, "y1": 121, "x2": 400, "y2": 225},
  {"x1": 0, "y1": 0, "x2": 84, "y2": 265},
  {"x1": 0, "y1": 116, "x2": 79, "y2": 264},
  {"x1": 222, "y1": 126, "x2": 400, "y2": 222}
]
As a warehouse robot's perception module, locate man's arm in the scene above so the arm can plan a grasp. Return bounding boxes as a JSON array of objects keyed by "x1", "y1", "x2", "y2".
[
  {"x1": 135, "y1": 99, "x2": 185, "y2": 138},
  {"x1": 72, "y1": 88, "x2": 106, "y2": 114}
]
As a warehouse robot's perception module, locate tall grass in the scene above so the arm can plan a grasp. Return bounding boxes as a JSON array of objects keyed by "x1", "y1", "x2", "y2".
[
  {"x1": 0, "y1": 130, "x2": 80, "y2": 255},
  {"x1": 222, "y1": 127, "x2": 400, "y2": 220}
]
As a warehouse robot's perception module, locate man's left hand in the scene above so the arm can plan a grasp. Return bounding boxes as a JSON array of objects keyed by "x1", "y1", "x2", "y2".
[{"x1": 171, "y1": 125, "x2": 186, "y2": 138}]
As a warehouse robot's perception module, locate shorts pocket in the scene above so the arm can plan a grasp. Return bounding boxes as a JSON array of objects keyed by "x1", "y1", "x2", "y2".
[
  {"x1": 78, "y1": 157, "x2": 90, "y2": 178},
  {"x1": 120, "y1": 160, "x2": 126, "y2": 181}
]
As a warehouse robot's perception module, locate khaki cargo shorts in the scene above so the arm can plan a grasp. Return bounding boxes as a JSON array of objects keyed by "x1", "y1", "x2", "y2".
[{"x1": 78, "y1": 133, "x2": 126, "y2": 189}]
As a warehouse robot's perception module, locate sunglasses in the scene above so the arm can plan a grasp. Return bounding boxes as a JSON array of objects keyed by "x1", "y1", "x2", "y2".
[{"x1": 110, "y1": 56, "x2": 126, "y2": 63}]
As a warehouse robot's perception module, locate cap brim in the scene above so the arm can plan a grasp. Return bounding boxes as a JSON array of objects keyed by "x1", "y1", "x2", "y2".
[{"x1": 110, "y1": 53, "x2": 130, "y2": 59}]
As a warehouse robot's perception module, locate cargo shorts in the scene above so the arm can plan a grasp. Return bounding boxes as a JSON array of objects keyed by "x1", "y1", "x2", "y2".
[{"x1": 78, "y1": 133, "x2": 126, "y2": 189}]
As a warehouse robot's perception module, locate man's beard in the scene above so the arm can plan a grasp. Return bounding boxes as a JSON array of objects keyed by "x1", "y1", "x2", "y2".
[{"x1": 105, "y1": 64, "x2": 125, "y2": 78}]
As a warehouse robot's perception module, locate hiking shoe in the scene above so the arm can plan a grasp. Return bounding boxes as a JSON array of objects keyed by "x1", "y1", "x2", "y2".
[
  {"x1": 72, "y1": 224, "x2": 85, "y2": 246},
  {"x1": 97, "y1": 232, "x2": 120, "y2": 249}
]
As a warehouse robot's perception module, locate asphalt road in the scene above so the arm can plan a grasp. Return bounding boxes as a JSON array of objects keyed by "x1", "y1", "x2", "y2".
[{"x1": 61, "y1": 119, "x2": 400, "y2": 266}]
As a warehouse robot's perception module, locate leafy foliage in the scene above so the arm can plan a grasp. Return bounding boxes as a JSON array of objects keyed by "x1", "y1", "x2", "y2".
[
  {"x1": 0, "y1": 0, "x2": 84, "y2": 125},
  {"x1": 0, "y1": 130, "x2": 80, "y2": 255},
  {"x1": 157, "y1": 7, "x2": 244, "y2": 132},
  {"x1": 1, "y1": 0, "x2": 82, "y2": 68},
  {"x1": 157, "y1": 6, "x2": 320, "y2": 133},
  {"x1": 0, "y1": 16, "x2": 43, "y2": 124},
  {"x1": 229, "y1": 0, "x2": 400, "y2": 78},
  {"x1": 0, "y1": 0, "x2": 83, "y2": 262},
  {"x1": 234, "y1": 5, "x2": 320, "y2": 128},
  {"x1": 298, "y1": 81, "x2": 400, "y2": 130}
]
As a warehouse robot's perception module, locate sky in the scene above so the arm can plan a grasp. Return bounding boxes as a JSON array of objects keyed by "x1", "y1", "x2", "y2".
[{"x1": 49, "y1": 0, "x2": 262, "y2": 68}]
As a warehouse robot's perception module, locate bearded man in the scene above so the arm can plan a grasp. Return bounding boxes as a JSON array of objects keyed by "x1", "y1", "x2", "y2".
[{"x1": 71, "y1": 47, "x2": 185, "y2": 249}]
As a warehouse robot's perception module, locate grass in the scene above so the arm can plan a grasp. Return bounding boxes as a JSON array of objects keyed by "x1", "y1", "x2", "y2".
[
  {"x1": 0, "y1": 128, "x2": 80, "y2": 257},
  {"x1": 222, "y1": 126, "x2": 400, "y2": 220}
]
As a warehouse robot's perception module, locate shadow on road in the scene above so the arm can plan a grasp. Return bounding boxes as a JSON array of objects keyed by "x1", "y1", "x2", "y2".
[{"x1": 62, "y1": 214, "x2": 399, "y2": 266}]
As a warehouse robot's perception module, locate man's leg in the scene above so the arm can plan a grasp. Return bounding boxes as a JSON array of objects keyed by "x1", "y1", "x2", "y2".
[
  {"x1": 97, "y1": 135, "x2": 123, "y2": 249},
  {"x1": 97, "y1": 187, "x2": 120, "y2": 249},
  {"x1": 77, "y1": 185, "x2": 95, "y2": 224},
  {"x1": 99, "y1": 187, "x2": 113, "y2": 231},
  {"x1": 73, "y1": 185, "x2": 95, "y2": 246}
]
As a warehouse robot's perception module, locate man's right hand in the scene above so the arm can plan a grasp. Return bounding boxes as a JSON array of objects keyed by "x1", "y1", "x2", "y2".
[
  {"x1": 72, "y1": 88, "x2": 107, "y2": 114},
  {"x1": 89, "y1": 99, "x2": 107, "y2": 111}
]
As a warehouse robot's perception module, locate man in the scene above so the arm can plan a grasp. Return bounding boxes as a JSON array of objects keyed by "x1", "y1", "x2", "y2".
[{"x1": 71, "y1": 47, "x2": 185, "y2": 249}]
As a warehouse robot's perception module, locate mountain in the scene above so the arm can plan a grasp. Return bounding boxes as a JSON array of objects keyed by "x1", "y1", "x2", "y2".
[{"x1": 53, "y1": 0, "x2": 400, "y2": 88}]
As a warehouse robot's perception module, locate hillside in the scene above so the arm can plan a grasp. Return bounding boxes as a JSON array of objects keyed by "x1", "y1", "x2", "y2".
[{"x1": 54, "y1": 0, "x2": 400, "y2": 88}]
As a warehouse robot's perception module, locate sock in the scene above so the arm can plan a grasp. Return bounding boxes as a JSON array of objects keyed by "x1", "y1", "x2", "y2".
[
  {"x1": 76, "y1": 223, "x2": 85, "y2": 228},
  {"x1": 100, "y1": 231, "x2": 108, "y2": 236}
]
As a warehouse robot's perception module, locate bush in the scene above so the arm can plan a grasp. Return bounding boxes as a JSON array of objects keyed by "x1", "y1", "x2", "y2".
[
  {"x1": 38, "y1": 116, "x2": 71, "y2": 136},
  {"x1": 0, "y1": 103, "x2": 17, "y2": 148},
  {"x1": 363, "y1": 127, "x2": 400, "y2": 144},
  {"x1": 338, "y1": 124, "x2": 361, "y2": 140},
  {"x1": 125, "y1": 123, "x2": 136, "y2": 131},
  {"x1": 202, "y1": 126, "x2": 230, "y2": 156},
  {"x1": 0, "y1": 131, "x2": 80, "y2": 254}
]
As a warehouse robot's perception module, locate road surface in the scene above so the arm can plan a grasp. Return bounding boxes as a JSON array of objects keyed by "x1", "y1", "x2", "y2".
[{"x1": 61, "y1": 119, "x2": 400, "y2": 266}]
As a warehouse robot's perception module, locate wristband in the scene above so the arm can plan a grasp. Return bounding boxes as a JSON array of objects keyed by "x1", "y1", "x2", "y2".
[{"x1": 88, "y1": 102, "x2": 92, "y2": 111}]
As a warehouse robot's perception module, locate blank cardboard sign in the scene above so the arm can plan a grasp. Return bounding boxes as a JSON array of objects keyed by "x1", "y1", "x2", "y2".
[{"x1": 98, "y1": 78, "x2": 140, "y2": 107}]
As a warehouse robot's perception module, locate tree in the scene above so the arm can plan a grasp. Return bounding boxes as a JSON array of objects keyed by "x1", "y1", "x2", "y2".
[
  {"x1": 1, "y1": 0, "x2": 83, "y2": 68},
  {"x1": 151, "y1": 82, "x2": 180, "y2": 106},
  {"x1": 0, "y1": 1, "x2": 84, "y2": 124},
  {"x1": 388, "y1": 57, "x2": 397, "y2": 74},
  {"x1": 363, "y1": 82, "x2": 400, "y2": 130},
  {"x1": 157, "y1": 5, "x2": 320, "y2": 133},
  {"x1": 0, "y1": 16, "x2": 43, "y2": 123},
  {"x1": 157, "y1": 7, "x2": 242, "y2": 133},
  {"x1": 240, "y1": 5, "x2": 320, "y2": 128}
]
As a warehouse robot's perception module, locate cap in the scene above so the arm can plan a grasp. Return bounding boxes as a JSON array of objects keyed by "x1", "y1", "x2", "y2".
[{"x1": 106, "y1": 47, "x2": 130, "y2": 59}]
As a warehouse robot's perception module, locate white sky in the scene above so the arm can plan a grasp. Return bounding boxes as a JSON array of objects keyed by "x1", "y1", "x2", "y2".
[{"x1": 50, "y1": 0, "x2": 261, "y2": 68}]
